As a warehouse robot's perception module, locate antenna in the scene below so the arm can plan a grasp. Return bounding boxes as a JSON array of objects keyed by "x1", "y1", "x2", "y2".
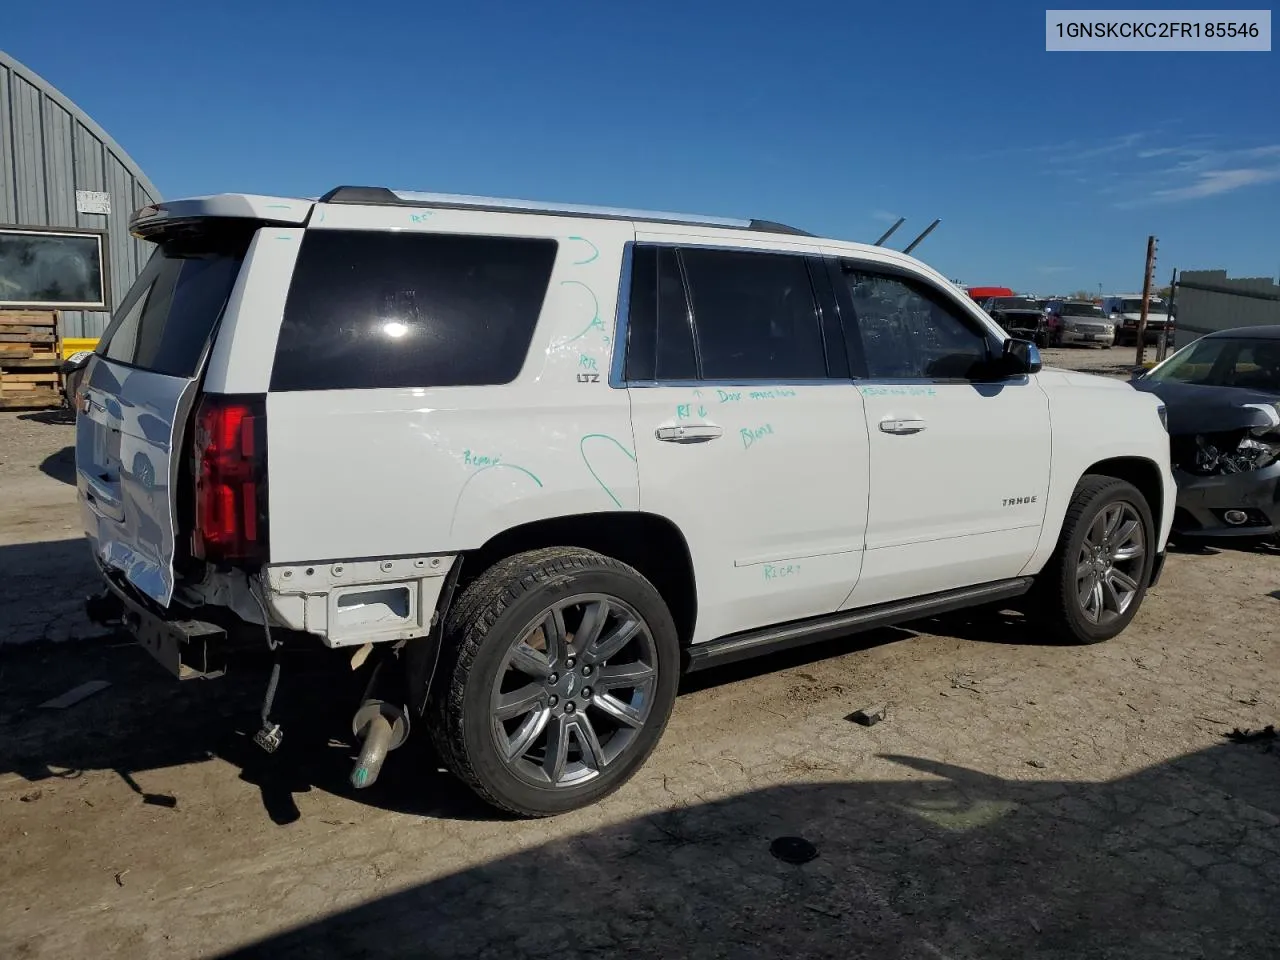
[
  {"x1": 902, "y1": 219, "x2": 942, "y2": 255},
  {"x1": 873, "y1": 217, "x2": 906, "y2": 246}
]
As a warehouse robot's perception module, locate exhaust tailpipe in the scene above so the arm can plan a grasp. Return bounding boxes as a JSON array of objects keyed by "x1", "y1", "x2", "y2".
[{"x1": 350, "y1": 699, "x2": 409, "y2": 789}]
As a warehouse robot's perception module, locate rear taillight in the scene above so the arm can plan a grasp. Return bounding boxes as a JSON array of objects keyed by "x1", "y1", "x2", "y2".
[{"x1": 192, "y1": 394, "x2": 268, "y2": 565}]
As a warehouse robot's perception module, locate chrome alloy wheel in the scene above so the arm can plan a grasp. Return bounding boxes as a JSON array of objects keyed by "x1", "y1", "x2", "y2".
[
  {"x1": 489, "y1": 594, "x2": 658, "y2": 789},
  {"x1": 1076, "y1": 502, "x2": 1146, "y2": 626}
]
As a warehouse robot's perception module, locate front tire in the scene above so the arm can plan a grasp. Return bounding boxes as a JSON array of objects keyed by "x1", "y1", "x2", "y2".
[
  {"x1": 1030, "y1": 476, "x2": 1155, "y2": 644},
  {"x1": 429, "y1": 547, "x2": 680, "y2": 817}
]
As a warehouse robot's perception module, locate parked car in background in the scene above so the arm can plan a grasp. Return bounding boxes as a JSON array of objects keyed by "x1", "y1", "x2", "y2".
[
  {"x1": 1045, "y1": 300, "x2": 1116, "y2": 348},
  {"x1": 966, "y1": 286, "x2": 1015, "y2": 304},
  {"x1": 1104, "y1": 295, "x2": 1176, "y2": 348},
  {"x1": 989, "y1": 299, "x2": 1050, "y2": 347},
  {"x1": 980, "y1": 295, "x2": 1038, "y2": 314},
  {"x1": 1130, "y1": 326, "x2": 1280, "y2": 543}
]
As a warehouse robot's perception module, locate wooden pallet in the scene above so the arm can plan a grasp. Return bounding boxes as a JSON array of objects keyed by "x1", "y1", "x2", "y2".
[
  {"x1": 3, "y1": 372, "x2": 60, "y2": 384},
  {"x1": 0, "y1": 313, "x2": 55, "y2": 333},
  {"x1": 0, "y1": 310, "x2": 63, "y2": 409}
]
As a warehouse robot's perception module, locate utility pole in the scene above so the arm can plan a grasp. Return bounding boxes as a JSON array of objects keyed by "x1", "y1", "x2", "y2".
[
  {"x1": 1156, "y1": 267, "x2": 1176, "y2": 362},
  {"x1": 1135, "y1": 235, "x2": 1157, "y2": 367}
]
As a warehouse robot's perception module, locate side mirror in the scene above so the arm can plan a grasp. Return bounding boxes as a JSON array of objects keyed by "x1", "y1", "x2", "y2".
[
  {"x1": 1129, "y1": 366, "x2": 1147, "y2": 381},
  {"x1": 1003, "y1": 337, "x2": 1042, "y2": 375}
]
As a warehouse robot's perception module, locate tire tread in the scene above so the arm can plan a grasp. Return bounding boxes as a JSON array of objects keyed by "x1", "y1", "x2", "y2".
[
  {"x1": 428, "y1": 547, "x2": 658, "y2": 816},
  {"x1": 1033, "y1": 474, "x2": 1152, "y2": 644}
]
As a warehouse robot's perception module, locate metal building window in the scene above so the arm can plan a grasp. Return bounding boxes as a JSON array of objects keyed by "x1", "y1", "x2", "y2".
[{"x1": 0, "y1": 227, "x2": 108, "y2": 309}]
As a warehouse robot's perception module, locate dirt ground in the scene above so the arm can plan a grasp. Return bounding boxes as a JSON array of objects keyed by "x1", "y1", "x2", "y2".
[{"x1": 2, "y1": 348, "x2": 1278, "y2": 960}]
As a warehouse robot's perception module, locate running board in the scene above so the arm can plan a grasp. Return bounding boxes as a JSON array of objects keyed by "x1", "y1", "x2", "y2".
[{"x1": 685, "y1": 578, "x2": 1035, "y2": 672}]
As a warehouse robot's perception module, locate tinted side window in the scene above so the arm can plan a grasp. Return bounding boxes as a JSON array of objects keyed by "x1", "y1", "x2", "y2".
[
  {"x1": 624, "y1": 246, "x2": 696, "y2": 381},
  {"x1": 681, "y1": 248, "x2": 826, "y2": 380},
  {"x1": 841, "y1": 267, "x2": 990, "y2": 380},
  {"x1": 271, "y1": 231, "x2": 556, "y2": 392}
]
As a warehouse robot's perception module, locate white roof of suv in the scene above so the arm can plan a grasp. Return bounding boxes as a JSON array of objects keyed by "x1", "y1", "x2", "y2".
[
  {"x1": 130, "y1": 185, "x2": 814, "y2": 239},
  {"x1": 130, "y1": 185, "x2": 965, "y2": 299}
]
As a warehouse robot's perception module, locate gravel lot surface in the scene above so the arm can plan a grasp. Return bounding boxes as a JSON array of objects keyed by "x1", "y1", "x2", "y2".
[{"x1": 1, "y1": 349, "x2": 1276, "y2": 960}]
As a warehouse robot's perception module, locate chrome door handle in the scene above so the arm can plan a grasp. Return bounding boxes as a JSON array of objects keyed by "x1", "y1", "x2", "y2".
[
  {"x1": 879, "y1": 418, "x2": 927, "y2": 435},
  {"x1": 655, "y1": 424, "x2": 724, "y2": 444}
]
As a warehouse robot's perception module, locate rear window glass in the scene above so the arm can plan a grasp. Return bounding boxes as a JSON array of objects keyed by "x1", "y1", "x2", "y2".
[
  {"x1": 98, "y1": 232, "x2": 249, "y2": 379},
  {"x1": 270, "y1": 231, "x2": 557, "y2": 392}
]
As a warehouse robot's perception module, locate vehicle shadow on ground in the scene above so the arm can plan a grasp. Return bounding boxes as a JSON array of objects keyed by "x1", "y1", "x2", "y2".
[
  {"x1": 17, "y1": 409, "x2": 74, "y2": 426},
  {"x1": 0, "y1": 622, "x2": 925, "y2": 826},
  {"x1": 678, "y1": 627, "x2": 914, "y2": 694},
  {"x1": 1169, "y1": 537, "x2": 1278, "y2": 557},
  {"x1": 0, "y1": 540, "x2": 104, "y2": 646},
  {"x1": 903, "y1": 607, "x2": 1047, "y2": 646},
  {"x1": 212, "y1": 742, "x2": 1280, "y2": 960},
  {"x1": 0, "y1": 633, "x2": 497, "y2": 825},
  {"x1": 37, "y1": 445, "x2": 75, "y2": 485}
]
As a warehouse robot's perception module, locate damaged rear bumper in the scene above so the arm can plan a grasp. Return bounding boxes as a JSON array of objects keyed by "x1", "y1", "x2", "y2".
[
  {"x1": 1171, "y1": 462, "x2": 1280, "y2": 538},
  {"x1": 90, "y1": 563, "x2": 228, "y2": 679}
]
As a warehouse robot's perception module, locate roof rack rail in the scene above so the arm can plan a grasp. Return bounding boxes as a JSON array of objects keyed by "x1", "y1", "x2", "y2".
[{"x1": 317, "y1": 186, "x2": 811, "y2": 236}]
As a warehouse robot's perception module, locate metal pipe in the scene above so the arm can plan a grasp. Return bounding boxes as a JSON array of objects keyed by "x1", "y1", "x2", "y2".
[
  {"x1": 349, "y1": 697, "x2": 410, "y2": 789},
  {"x1": 1157, "y1": 268, "x2": 1176, "y2": 362},
  {"x1": 873, "y1": 217, "x2": 906, "y2": 246},
  {"x1": 351, "y1": 712, "x2": 394, "y2": 789},
  {"x1": 902, "y1": 219, "x2": 941, "y2": 255}
]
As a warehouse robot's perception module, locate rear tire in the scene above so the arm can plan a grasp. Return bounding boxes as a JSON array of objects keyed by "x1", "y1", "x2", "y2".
[
  {"x1": 429, "y1": 547, "x2": 680, "y2": 817},
  {"x1": 1029, "y1": 476, "x2": 1155, "y2": 644}
]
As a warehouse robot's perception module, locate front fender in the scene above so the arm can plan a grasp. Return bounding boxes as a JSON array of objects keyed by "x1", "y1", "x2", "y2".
[{"x1": 1020, "y1": 371, "x2": 1175, "y2": 576}]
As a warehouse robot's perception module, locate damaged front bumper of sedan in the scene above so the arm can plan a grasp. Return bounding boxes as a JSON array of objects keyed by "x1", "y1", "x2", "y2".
[{"x1": 1170, "y1": 428, "x2": 1280, "y2": 538}]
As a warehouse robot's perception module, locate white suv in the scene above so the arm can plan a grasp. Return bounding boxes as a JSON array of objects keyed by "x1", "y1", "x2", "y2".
[{"x1": 76, "y1": 186, "x2": 1175, "y2": 816}]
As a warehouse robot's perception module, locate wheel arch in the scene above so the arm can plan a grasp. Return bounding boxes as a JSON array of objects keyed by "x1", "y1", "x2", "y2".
[
  {"x1": 1082, "y1": 456, "x2": 1164, "y2": 539},
  {"x1": 461, "y1": 511, "x2": 698, "y2": 646}
]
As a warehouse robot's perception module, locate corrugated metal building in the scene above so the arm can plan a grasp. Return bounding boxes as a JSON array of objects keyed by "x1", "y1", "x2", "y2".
[
  {"x1": 1176, "y1": 269, "x2": 1280, "y2": 336},
  {"x1": 0, "y1": 49, "x2": 160, "y2": 338}
]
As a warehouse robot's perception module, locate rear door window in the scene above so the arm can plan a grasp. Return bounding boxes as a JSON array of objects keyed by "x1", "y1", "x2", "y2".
[
  {"x1": 679, "y1": 247, "x2": 827, "y2": 380},
  {"x1": 98, "y1": 232, "x2": 250, "y2": 379},
  {"x1": 270, "y1": 230, "x2": 557, "y2": 392}
]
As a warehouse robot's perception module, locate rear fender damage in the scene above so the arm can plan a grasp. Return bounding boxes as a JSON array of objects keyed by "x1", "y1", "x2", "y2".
[{"x1": 177, "y1": 554, "x2": 459, "y2": 648}]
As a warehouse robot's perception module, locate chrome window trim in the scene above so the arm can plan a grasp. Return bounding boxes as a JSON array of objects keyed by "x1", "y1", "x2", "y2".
[{"x1": 610, "y1": 242, "x2": 1032, "y2": 391}]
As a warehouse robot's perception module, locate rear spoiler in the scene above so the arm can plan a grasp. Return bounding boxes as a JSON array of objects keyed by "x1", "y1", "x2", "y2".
[{"x1": 130, "y1": 195, "x2": 313, "y2": 240}]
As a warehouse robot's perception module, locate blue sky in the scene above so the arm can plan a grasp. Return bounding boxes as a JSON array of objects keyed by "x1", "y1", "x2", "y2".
[{"x1": 5, "y1": 1, "x2": 1277, "y2": 293}]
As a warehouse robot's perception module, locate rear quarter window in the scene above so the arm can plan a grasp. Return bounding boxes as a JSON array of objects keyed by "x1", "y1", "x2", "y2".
[{"x1": 270, "y1": 230, "x2": 557, "y2": 392}]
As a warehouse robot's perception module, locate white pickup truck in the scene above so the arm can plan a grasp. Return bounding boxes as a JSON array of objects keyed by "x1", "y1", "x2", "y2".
[{"x1": 1104, "y1": 295, "x2": 1177, "y2": 348}]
